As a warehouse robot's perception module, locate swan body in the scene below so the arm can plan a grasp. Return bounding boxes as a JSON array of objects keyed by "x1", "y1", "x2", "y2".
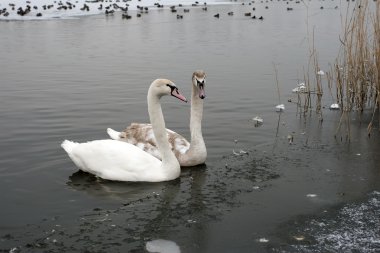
[
  {"x1": 61, "y1": 79, "x2": 187, "y2": 182},
  {"x1": 107, "y1": 70, "x2": 207, "y2": 167}
]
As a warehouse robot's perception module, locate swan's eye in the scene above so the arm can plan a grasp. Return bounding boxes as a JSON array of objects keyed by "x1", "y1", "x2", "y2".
[
  {"x1": 166, "y1": 84, "x2": 176, "y2": 93},
  {"x1": 166, "y1": 84, "x2": 174, "y2": 89}
]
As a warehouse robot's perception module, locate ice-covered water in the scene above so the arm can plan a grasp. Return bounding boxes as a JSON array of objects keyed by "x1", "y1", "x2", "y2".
[{"x1": 273, "y1": 191, "x2": 380, "y2": 253}]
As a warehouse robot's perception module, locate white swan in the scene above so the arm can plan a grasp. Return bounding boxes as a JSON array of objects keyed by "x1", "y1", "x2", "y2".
[
  {"x1": 61, "y1": 79, "x2": 188, "y2": 182},
  {"x1": 107, "y1": 70, "x2": 207, "y2": 166},
  {"x1": 107, "y1": 70, "x2": 207, "y2": 167}
]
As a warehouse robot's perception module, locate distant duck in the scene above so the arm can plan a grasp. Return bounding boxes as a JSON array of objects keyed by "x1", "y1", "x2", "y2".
[
  {"x1": 122, "y1": 13, "x2": 131, "y2": 19},
  {"x1": 137, "y1": 13, "x2": 141, "y2": 17},
  {"x1": 184, "y1": 8, "x2": 190, "y2": 12},
  {"x1": 202, "y1": 7, "x2": 207, "y2": 11},
  {"x1": 287, "y1": 7, "x2": 293, "y2": 10},
  {"x1": 36, "y1": 12, "x2": 42, "y2": 17},
  {"x1": 170, "y1": 5, "x2": 177, "y2": 12},
  {"x1": 244, "y1": 12, "x2": 251, "y2": 16},
  {"x1": 258, "y1": 15, "x2": 263, "y2": 20},
  {"x1": 176, "y1": 14, "x2": 183, "y2": 19},
  {"x1": 98, "y1": 4, "x2": 103, "y2": 10},
  {"x1": 105, "y1": 9, "x2": 114, "y2": 15},
  {"x1": 214, "y1": 13, "x2": 219, "y2": 18},
  {"x1": 80, "y1": 4, "x2": 89, "y2": 11},
  {"x1": 252, "y1": 15, "x2": 256, "y2": 19},
  {"x1": 228, "y1": 11, "x2": 233, "y2": 15}
]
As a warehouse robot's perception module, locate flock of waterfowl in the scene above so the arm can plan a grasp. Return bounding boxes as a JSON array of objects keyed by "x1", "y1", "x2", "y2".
[{"x1": 0, "y1": 0, "x2": 339, "y2": 20}]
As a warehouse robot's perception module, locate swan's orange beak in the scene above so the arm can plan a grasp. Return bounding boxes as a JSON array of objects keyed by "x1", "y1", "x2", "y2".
[{"x1": 171, "y1": 88, "x2": 188, "y2": 103}]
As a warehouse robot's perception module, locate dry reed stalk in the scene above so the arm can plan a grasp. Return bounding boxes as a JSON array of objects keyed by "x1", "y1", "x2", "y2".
[
  {"x1": 273, "y1": 63, "x2": 281, "y2": 105},
  {"x1": 333, "y1": 0, "x2": 379, "y2": 138}
]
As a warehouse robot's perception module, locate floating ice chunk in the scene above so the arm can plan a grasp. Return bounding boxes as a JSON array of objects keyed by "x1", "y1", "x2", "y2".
[
  {"x1": 258, "y1": 238, "x2": 269, "y2": 243},
  {"x1": 306, "y1": 194, "x2": 317, "y2": 198},
  {"x1": 233, "y1": 149, "x2": 248, "y2": 156},
  {"x1": 239, "y1": 149, "x2": 248, "y2": 154},
  {"x1": 317, "y1": 70, "x2": 325, "y2": 75},
  {"x1": 329, "y1": 103, "x2": 340, "y2": 110},
  {"x1": 287, "y1": 134, "x2": 294, "y2": 144},
  {"x1": 252, "y1": 116, "x2": 263, "y2": 126},
  {"x1": 146, "y1": 239, "x2": 181, "y2": 253},
  {"x1": 275, "y1": 104, "x2": 285, "y2": 112},
  {"x1": 293, "y1": 235, "x2": 305, "y2": 241},
  {"x1": 292, "y1": 82, "x2": 307, "y2": 93}
]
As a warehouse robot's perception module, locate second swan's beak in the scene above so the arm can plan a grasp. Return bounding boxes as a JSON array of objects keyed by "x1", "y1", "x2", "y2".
[
  {"x1": 171, "y1": 88, "x2": 188, "y2": 103},
  {"x1": 197, "y1": 80, "x2": 206, "y2": 99}
]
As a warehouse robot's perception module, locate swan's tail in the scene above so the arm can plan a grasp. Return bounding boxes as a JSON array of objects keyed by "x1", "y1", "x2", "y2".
[
  {"x1": 107, "y1": 128, "x2": 122, "y2": 140},
  {"x1": 61, "y1": 140, "x2": 79, "y2": 154}
]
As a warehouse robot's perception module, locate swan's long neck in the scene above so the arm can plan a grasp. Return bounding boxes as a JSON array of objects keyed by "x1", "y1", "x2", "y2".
[
  {"x1": 147, "y1": 87, "x2": 179, "y2": 175},
  {"x1": 188, "y1": 84, "x2": 206, "y2": 154}
]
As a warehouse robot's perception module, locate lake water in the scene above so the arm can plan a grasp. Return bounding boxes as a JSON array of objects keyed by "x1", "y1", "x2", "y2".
[{"x1": 1, "y1": 1, "x2": 380, "y2": 252}]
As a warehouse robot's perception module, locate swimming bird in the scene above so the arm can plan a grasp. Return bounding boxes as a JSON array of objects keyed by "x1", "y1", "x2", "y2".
[
  {"x1": 107, "y1": 70, "x2": 207, "y2": 167},
  {"x1": 61, "y1": 79, "x2": 188, "y2": 182}
]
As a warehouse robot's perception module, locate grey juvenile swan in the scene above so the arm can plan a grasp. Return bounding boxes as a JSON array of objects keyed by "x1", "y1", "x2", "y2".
[{"x1": 107, "y1": 70, "x2": 207, "y2": 167}]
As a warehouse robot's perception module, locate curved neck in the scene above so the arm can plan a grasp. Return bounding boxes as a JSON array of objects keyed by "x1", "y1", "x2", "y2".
[{"x1": 147, "y1": 87, "x2": 178, "y2": 166}]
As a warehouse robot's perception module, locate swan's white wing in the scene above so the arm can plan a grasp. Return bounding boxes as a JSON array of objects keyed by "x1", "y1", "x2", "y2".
[
  {"x1": 62, "y1": 139, "x2": 165, "y2": 182},
  {"x1": 110, "y1": 123, "x2": 190, "y2": 160}
]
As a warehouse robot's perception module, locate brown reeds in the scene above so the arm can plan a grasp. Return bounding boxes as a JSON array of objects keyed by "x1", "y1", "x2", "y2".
[
  {"x1": 298, "y1": 0, "x2": 379, "y2": 138},
  {"x1": 334, "y1": 0, "x2": 380, "y2": 137},
  {"x1": 295, "y1": 34, "x2": 324, "y2": 122}
]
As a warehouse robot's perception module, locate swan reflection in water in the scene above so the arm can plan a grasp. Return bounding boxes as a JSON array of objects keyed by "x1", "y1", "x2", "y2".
[{"x1": 66, "y1": 164, "x2": 208, "y2": 251}]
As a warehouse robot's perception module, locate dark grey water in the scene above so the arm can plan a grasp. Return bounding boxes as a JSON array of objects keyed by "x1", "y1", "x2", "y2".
[{"x1": 1, "y1": 1, "x2": 380, "y2": 252}]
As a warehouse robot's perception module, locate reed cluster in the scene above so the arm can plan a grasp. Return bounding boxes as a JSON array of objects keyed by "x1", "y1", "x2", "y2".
[
  {"x1": 296, "y1": 0, "x2": 379, "y2": 138},
  {"x1": 331, "y1": 0, "x2": 380, "y2": 137}
]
